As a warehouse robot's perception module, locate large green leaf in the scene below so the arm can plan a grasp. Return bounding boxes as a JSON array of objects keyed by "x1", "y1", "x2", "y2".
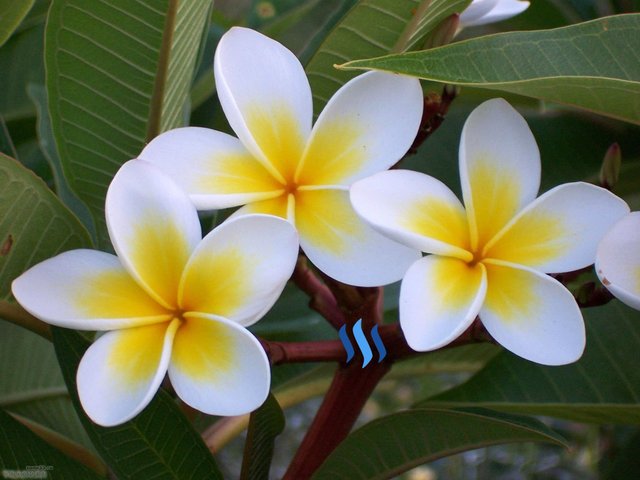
[
  {"x1": 0, "y1": 0, "x2": 35, "y2": 47},
  {"x1": 311, "y1": 408, "x2": 566, "y2": 479},
  {"x1": 240, "y1": 393, "x2": 285, "y2": 480},
  {"x1": 46, "y1": 0, "x2": 211, "y2": 247},
  {"x1": 306, "y1": 0, "x2": 473, "y2": 114},
  {"x1": 0, "y1": 322, "x2": 97, "y2": 458},
  {"x1": 0, "y1": 152, "x2": 91, "y2": 302},
  {"x1": 341, "y1": 14, "x2": 640, "y2": 124},
  {"x1": 419, "y1": 301, "x2": 640, "y2": 424},
  {"x1": 52, "y1": 327, "x2": 223, "y2": 480},
  {"x1": 0, "y1": 408, "x2": 102, "y2": 479}
]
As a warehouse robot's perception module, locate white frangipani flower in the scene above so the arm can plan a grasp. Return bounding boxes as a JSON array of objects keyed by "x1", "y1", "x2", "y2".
[
  {"x1": 460, "y1": 0, "x2": 530, "y2": 27},
  {"x1": 139, "y1": 27, "x2": 424, "y2": 287},
  {"x1": 351, "y1": 98, "x2": 629, "y2": 366},
  {"x1": 12, "y1": 160, "x2": 299, "y2": 426},
  {"x1": 596, "y1": 212, "x2": 640, "y2": 310}
]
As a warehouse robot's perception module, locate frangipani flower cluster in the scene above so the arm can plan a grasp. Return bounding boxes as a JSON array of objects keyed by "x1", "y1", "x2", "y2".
[
  {"x1": 12, "y1": 160, "x2": 299, "y2": 426},
  {"x1": 351, "y1": 99, "x2": 630, "y2": 365},
  {"x1": 460, "y1": 0, "x2": 530, "y2": 27},
  {"x1": 139, "y1": 27, "x2": 423, "y2": 287},
  {"x1": 596, "y1": 212, "x2": 640, "y2": 310}
]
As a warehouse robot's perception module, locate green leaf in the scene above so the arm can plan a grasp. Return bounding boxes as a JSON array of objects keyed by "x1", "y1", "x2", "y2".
[
  {"x1": 0, "y1": 116, "x2": 18, "y2": 158},
  {"x1": 0, "y1": 407, "x2": 102, "y2": 479},
  {"x1": 341, "y1": 15, "x2": 640, "y2": 124},
  {"x1": 305, "y1": 0, "x2": 418, "y2": 114},
  {"x1": 419, "y1": 301, "x2": 640, "y2": 424},
  {"x1": 27, "y1": 84, "x2": 96, "y2": 239},
  {"x1": 0, "y1": 322, "x2": 96, "y2": 457},
  {"x1": 312, "y1": 408, "x2": 566, "y2": 480},
  {"x1": 240, "y1": 394, "x2": 285, "y2": 480},
  {"x1": 0, "y1": 152, "x2": 91, "y2": 302},
  {"x1": 0, "y1": 0, "x2": 35, "y2": 48},
  {"x1": 0, "y1": 20, "x2": 44, "y2": 120},
  {"x1": 262, "y1": 0, "x2": 358, "y2": 66},
  {"x1": 52, "y1": 327, "x2": 223, "y2": 480},
  {"x1": 46, "y1": 0, "x2": 211, "y2": 247}
]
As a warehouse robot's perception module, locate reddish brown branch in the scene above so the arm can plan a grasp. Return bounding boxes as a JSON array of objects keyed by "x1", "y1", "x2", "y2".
[
  {"x1": 260, "y1": 338, "x2": 346, "y2": 365},
  {"x1": 292, "y1": 256, "x2": 346, "y2": 329}
]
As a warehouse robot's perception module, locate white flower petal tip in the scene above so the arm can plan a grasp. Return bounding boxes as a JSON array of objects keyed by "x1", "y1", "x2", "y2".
[
  {"x1": 460, "y1": 0, "x2": 530, "y2": 28},
  {"x1": 77, "y1": 320, "x2": 179, "y2": 426},
  {"x1": 169, "y1": 315, "x2": 270, "y2": 416},
  {"x1": 480, "y1": 263, "x2": 585, "y2": 366},
  {"x1": 596, "y1": 212, "x2": 640, "y2": 310},
  {"x1": 399, "y1": 256, "x2": 487, "y2": 351}
]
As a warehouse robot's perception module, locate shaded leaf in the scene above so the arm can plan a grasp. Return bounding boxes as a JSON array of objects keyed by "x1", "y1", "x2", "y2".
[
  {"x1": 0, "y1": 0, "x2": 36, "y2": 47},
  {"x1": 342, "y1": 15, "x2": 640, "y2": 124},
  {"x1": 0, "y1": 408, "x2": 102, "y2": 479},
  {"x1": 240, "y1": 394, "x2": 285, "y2": 480},
  {"x1": 46, "y1": 0, "x2": 211, "y2": 247},
  {"x1": 0, "y1": 322, "x2": 96, "y2": 456},
  {"x1": 52, "y1": 327, "x2": 223, "y2": 480},
  {"x1": 419, "y1": 301, "x2": 640, "y2": 424},
  {"x1": 0, "y1": 116, "x2": 18, "y2": 158},
  {"x1": 27, "y1": 84, "x2": 95, "y2": 239},
  {"x1": 0, "y1": 152, "x2": 91, "y2": 301},
  {"x1": 312, "y1": 408, "x2": 566, "y2": 479}
]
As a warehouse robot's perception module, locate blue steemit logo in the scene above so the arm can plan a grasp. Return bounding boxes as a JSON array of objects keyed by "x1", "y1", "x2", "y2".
[{"x1": 338, "y1": 319, "x2": 387, "y2": 367}]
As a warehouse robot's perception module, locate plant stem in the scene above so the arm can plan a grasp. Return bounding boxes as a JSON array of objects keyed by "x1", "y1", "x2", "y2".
[
  {"x1": 283, "y1": 360, "x2": 391, "y2": 479},
  {"x1": 0, "y1": 300, "x2": 52, "y2": 341}
]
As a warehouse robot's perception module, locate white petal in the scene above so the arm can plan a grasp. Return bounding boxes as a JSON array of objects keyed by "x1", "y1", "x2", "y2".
[
  {"x1": 596, "y1": 212, "x2": 640, "y2": 310},
  {"x1": 295, "y1": 187, "x2": 421, "y2": 286},
  {"x1": 77, "y1": 319, "x2": 180, "y2": 426},
  {"x1": 295, "y1": 72, "x2": 423, "y2": 186},
  {"x1": 214, "y1": 27, "x2": 311, "y2": 182},
  {"x1": 180, "y1": 214, "x2": 299, "y2": 326},
  {"x1": 106, "y1": 160, "x2": 201, "y2": 309},
  {"x1": 484, "y1": 183, "x2": 630, "y2": 273},
  {"x1": 11, "y1": 250, "x2": 170, "y2": 330},
  {"x1": 139, "y1": 127, "x2": 283, "y2": 210},
  {"x1": 169, "y1": 314, "x2": 270, "y2": 416},
  {"x1": 460, "y1": 98, "x2": 541, "y2": 251},
  {"x1": 462, "y1": 0, "x2": 530, "y2": 27},
  {"x1": 460, "y1": 0, "x2": 500, "y2": 26},
  {"x1": 350, "y1": 170, "x2": 472, "y2": 260},
  {"x1": 481, "y1": 261, "x2": 585, "y2": 365},
  {"x1": 400, "y1": 255, "x2": 487, "y2": 351}
]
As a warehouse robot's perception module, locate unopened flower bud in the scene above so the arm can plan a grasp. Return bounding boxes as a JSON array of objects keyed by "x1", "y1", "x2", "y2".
[
  {"x1": 599, "y1": 142, "x2": 621, "y2": 190},
  {"x1": 423, "y1": 14, "x2": 460, "y2": 49}
]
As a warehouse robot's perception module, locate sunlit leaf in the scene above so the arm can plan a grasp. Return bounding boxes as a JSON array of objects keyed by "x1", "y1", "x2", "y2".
[
  {"x1": 419, "y1": 302, "x2": 640, "y2": 424},
  {"x1": 0, "y1": 0, "x2": 35, "y2": 48},
  {"x1": 52, "y1": 327, "x2": 223, "y2": 480},
  {"x1": 341, "y1": 15, "x2": 640, "y2": 124},
  {"x1": 312, "y1": 408, "x2": 566, "y2": 479},
  {"x1": 46, "y1": 0, "x2": 211, "y2": 247}
]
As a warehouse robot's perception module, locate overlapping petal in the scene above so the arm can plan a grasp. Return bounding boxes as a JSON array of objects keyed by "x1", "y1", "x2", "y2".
[
  {"x1": 180, "y1": 214, "x2": 298, "y2": 326},
  {"x1": 460, "y1": 0, "x2": 529, "y2": 27},
  {"x1": 481, "y1": 261, "x2": 585, "y2": 365},
  {"x1": 596, "y1": 212, "x2": 640, "y2": 310},
  {"x1": 168, "y1": 314, "x2": 270, "y2": 416},
  {"x1": 138, "y1": 127, "x2": 283, "y2": 210},
  {"x1": 11, "y1": 249, "x2": 170, "y2": 330},
  {"x1": 106, "y1": 160, "x2": 201, "y2": 310},
  {"x1": 296, "y1": 72, "x2": 423, "y2": 186},
  {"x1": 77, "y1": 319, "x2": 180, "y2": 426},
  {"x1": 484, "y1": 182, "x2": 630, "y2": 272},
  {"x1": 400, "y1": 256, "x2": 487, "y2": 351},
  {"x1": 214, "y1": 27, "x2": 311, "y2": 182},
  {"x1": 460, "y1": 98, "x2": 540, "y2": 251},
  {"x1": 351, "y1": 170, "x2": 472, "y2": 260},
  {"x1": 295, "y1": 187, "x2": 420, "y2": 286}
]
